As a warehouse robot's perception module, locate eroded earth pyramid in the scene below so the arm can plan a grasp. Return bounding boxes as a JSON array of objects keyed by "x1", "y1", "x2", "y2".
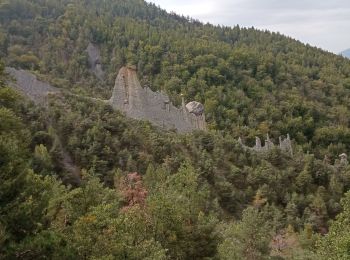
[{"x1": 109, "y1": 66, "x2": 206, "y2": 132}]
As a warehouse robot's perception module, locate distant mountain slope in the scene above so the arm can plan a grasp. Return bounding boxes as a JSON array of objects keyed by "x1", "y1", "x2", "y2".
[{"x1": 340, "y1": 48, "x2": 350, "y2": 58}]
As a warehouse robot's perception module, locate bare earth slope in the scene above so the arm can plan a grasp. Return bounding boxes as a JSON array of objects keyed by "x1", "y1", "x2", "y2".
[
  {"x1": 86, "y1": 42, "x2": 104, "y2": 79},
  {"x1": 5, "y1": 67, "x2": 60, "y2": 104}
]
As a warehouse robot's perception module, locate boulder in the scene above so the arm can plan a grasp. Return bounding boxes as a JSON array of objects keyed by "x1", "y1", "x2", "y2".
[{"x1": 186, "y1": 101, "x2": 204, "y2": 116}]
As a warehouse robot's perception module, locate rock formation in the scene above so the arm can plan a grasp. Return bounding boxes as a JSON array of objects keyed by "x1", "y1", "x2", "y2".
[
  {"x1": 339, "y1": 153, "x2": 348, "y2": 165},
  {"x1": 186, "y1": 101, "x2": 204, "y2": 116},
  {"x1": 6, "y1": 66, "x2": 206, "y2": 133},
  {"x1": 86, "y1": 42, "x2": 104, "y2": 79},
  {"x1": 5, "y1": 67, "x2": 60, "y2": 104},
  {"x1": 109, "y1": 66, "x2": 207, "y2": 132},
  {"x1": 279, "y1": 134, "x2": 293, "y2": 155},
  {"x1": 239, "y1": 134, "x2": 293, "y2": 156}
]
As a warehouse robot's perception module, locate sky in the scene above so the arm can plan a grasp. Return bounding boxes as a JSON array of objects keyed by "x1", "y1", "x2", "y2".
[{"x1": 147, "y1": 0, "x2": 350, "y2": 54}]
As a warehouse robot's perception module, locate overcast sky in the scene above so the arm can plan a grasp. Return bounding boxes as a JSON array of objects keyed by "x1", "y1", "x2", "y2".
[{"x1": 147, "y1": 0, "x2": 350, "y2": 54}]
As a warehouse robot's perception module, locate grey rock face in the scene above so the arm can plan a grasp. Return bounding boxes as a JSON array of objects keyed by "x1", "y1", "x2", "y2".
[
  {"x1": 5, "y1": 67, "x2": 60, "y2": 104},
  {"x1": 186, "y1": 101, "x2": 204, "y2": 116},
  {"x1": 86, "y1": 43, "x2": 104, "y2": 79},
  {"x1": 109, "y1": 67, "x2": 207, "y2": 133}
]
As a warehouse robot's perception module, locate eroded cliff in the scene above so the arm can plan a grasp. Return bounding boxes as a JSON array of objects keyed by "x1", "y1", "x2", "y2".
[{"x1": 109, "y1": 67, "x2": 206, "y2": 133}]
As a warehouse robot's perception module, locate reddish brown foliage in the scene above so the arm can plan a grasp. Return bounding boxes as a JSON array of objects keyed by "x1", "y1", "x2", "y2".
[{"x1": 119, "y1": 172, "x2": 148, "y2": 211}]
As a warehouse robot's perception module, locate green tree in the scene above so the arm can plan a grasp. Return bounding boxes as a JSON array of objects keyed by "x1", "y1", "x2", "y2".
[
  {"x1": 317, "y1": 191, "x2": 350, "y2": 259},
  {"x1": 218, "y1": 207, "x2": 272, "y2": 260},
  {"x1": 147, "y1": 163, "x2": 218, "y2": 259}
]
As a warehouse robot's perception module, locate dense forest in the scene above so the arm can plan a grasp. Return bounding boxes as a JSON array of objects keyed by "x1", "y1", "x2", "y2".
[{"x1": 1, "y1": 0, "x2": 350, "y2": 259}]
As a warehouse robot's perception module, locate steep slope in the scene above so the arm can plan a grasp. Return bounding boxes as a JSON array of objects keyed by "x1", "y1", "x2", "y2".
[
  {"x1": 5, "y1": 67, "x2": 60, "y2": 104},
  {"x1": 5, "y1": 67, "x2": 82, "y2": 183}
]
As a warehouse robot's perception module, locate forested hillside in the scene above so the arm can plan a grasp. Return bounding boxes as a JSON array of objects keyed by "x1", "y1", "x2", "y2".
[{"x1": 1, "y1": 0, "x2": 350, "y2": 259}]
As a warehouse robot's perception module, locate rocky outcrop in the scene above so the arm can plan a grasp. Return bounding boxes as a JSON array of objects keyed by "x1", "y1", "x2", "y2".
[
  {"x1": 109, "y1": 66, "x2": 207, "y2": 132},
  {"x1": 239, "y1": 134, "x2": 293, "y2": 156},
  {"x1": 86, "y1": 43, "x2": 104, "y2": 79},
  {"x1": 5, "y1": 67, "x2": 60, "y2": 104}
]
